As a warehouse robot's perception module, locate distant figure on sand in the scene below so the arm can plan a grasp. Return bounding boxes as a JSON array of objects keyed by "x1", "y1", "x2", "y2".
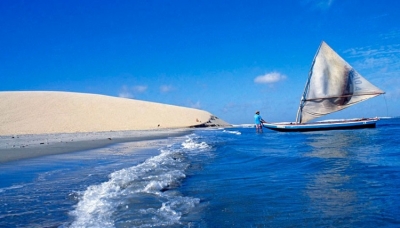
[{"x1": 254, "y1": 111, "x2": 267, "y2": 133}]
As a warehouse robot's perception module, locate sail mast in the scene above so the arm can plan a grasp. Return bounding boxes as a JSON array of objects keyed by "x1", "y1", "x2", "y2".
[{"x1": 295, "y1": 41, "x2": 324, "y2": 123}]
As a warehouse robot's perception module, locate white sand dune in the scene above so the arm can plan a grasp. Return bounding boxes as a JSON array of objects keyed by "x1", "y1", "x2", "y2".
[{"x1": 0, "y1": 91, "x2": 230, "y2": 135}]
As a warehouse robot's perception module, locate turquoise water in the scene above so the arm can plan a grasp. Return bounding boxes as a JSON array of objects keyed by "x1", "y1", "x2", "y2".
[{"x1": 1, "y1": 118, "x2": 400, "y2": 227}]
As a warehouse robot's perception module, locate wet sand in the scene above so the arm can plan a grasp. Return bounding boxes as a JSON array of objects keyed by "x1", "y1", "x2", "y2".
[{"x1": 0, "y1": 129, "x2": 191, "y2": 163}]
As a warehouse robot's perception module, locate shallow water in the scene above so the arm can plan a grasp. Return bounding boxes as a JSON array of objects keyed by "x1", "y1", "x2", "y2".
[{"x1": 1, "y1": 118, "x2": 400, "y2": 227}]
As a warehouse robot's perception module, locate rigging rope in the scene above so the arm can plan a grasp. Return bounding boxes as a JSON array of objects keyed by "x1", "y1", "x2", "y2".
[{"x1": 383, "y1": 94, "x2": 389, "y2": 117}]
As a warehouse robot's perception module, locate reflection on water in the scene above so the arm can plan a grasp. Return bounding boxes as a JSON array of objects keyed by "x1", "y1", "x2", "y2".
[
  {"x1": 307, "y1": 172, "x2": 356, "y2": 218},
  {"x1": 303, "y1": 130, "x2": 380, "y2": 219},
  {"x1": 304, "y1": 130, "x2": 390, "y2": 225}
]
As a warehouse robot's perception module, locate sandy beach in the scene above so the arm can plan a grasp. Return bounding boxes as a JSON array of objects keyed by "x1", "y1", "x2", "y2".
[{"x1": 0, "y1": 91, "x2": 230, "y2": 163}]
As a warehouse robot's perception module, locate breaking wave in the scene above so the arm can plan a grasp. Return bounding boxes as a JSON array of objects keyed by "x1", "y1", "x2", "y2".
[{"x1": 68, "y1": 134, "x2": 211, "y2": 228}]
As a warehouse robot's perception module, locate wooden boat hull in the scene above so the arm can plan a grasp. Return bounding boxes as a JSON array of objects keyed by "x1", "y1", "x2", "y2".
[{"x1": 263, "y1": 118, "x2": 378, "y2": 132}]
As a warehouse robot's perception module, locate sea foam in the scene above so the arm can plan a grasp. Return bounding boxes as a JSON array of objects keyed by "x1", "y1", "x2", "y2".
[{"x1": 69, "y1": 134, "x2": 210, "y2": 227}]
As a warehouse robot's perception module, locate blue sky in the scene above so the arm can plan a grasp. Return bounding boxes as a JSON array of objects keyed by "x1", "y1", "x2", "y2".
[{"x1": 1, "y1": 0, "x2": 399, "y2": 124}]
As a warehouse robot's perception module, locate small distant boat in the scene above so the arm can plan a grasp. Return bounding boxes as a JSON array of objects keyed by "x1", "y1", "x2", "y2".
[{"x1": 264, "y1": 41, "x2": 385, "y2": 132}]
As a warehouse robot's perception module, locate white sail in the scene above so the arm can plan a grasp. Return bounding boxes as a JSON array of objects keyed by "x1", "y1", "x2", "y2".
[{"x1": 298, "y1": 41, "x2": 384, "y2": 123}]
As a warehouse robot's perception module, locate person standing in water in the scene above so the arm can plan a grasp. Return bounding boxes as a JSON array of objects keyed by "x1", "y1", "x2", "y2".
[{"x1": 254, "y1": 111, "x2": 267, "y2": 133}]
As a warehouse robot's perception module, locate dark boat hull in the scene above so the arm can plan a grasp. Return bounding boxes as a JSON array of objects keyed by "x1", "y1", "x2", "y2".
[{"x1": 263, "y1": 118, "x2": 378, "y2": 132}]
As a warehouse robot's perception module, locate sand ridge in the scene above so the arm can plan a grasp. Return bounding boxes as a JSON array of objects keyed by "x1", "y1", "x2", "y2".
[{"x1": 0, "y1": 91, "x2": 229, "y2": 135}]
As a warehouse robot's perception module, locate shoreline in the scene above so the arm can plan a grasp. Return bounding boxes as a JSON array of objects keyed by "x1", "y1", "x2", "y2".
[
  {"x1": 0, "y1": 91, "x2": 231, "y2": 164},
  {"x1": 0, "y1": 129, "x2": 192, "y2": 164}
]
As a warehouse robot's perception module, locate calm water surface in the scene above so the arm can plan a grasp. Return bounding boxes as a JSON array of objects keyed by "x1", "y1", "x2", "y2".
[{"x1": 1, "y1": 118, "x2": 399, "y2": 227}]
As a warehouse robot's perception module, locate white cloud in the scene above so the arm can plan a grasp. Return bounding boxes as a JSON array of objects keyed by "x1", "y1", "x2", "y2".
[
  {"x1": 160, "y1": 85, "x2": 174, "y2": 93},
  {"x1": 344, "y1": 45, "x2": 400, "y2": 59},
  {"x1": 118, "y1": 85, "x2": 147, "y2": 98},
  {"x1": 254, "y1": 72, "x2": 287, "y2": 84},
  {"x1": 133, "y1": 85, "x2": 148, "y2": 93},
  {"x1": 118, "y1": 85, "x2": 134, "y2": 98},
  {"x1": 344, "y1": 44, "x2": 400, "y2": 75},
  {"x1": 118, "y1": 91, "x2": 133, "y2": 98},
  {"x1": 190, "y1": 101, "x2": 201, "y2": 109},
  {"x1": 380, "y1": 29, "x2": 400, "y2": 40},
  {"x1": 343, "y1": 43, "x2": 400, "y2": 102}
]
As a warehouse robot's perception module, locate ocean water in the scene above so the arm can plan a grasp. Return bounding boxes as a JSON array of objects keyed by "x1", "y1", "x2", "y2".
[{"x1": 1, "y1": 118, "x2": 400, "y2": 228}]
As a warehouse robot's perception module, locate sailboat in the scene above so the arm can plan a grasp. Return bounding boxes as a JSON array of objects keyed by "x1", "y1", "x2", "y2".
[{"x1": 264, "y1": 41, "x2": 385, "y2": 132}]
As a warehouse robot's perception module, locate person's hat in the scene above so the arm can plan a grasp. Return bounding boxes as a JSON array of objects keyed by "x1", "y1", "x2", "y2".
[{"x1": 255, "y1": 111, "x2": 260, "y2": 114}]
